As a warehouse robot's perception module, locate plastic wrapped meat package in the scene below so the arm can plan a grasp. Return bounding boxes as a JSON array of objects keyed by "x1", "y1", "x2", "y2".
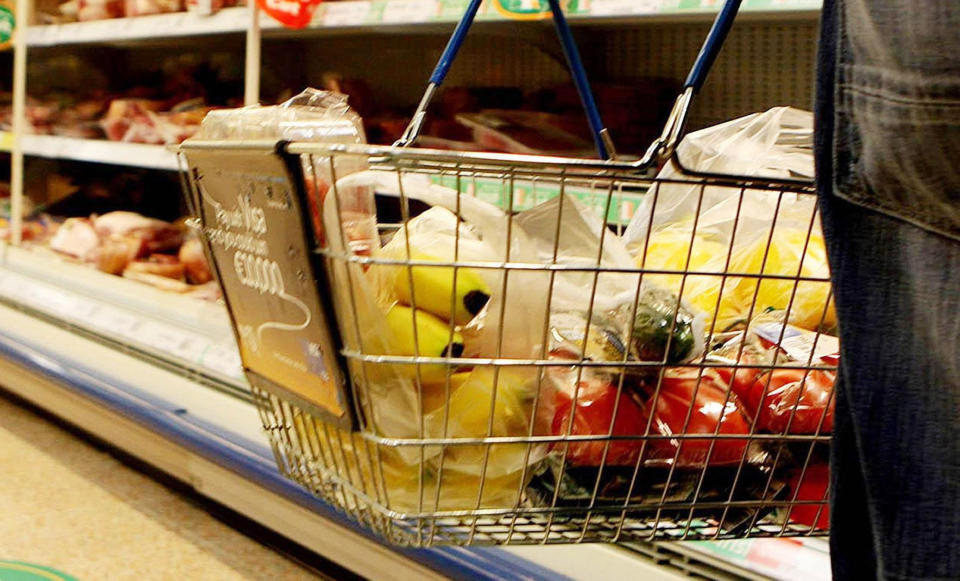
[
  {"x1": 124, "y1": 0, "x2": 183, "y2": 16},
  {"x1": 623, "y1": 107, "x2": 835, "y2": 335}
]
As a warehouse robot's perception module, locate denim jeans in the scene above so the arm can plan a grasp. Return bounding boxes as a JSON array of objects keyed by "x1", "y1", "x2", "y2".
[{"x1": 815, "y1": 1, "x2": 960, "y2": 579}]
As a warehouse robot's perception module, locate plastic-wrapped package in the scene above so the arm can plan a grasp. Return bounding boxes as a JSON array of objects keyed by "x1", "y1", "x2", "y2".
[
  {"x1": 337, "y1": 169, "x2": 550, "y2": 362},
  {"x1": 192, "y1": 88, "x2": 371, "y2": 253},
  {"x1": 424, "y1": 366, "x2": 554, "y2": 479},
  {"x1": 624, "y1": 107, "x2": 834, "y2": 333},
  {"x1": 77, "y1": 0, "x2": 123, "y2": 20},
  {"x1": 640, "y1": 366, "x2": 752, "y2": 468},
  {"x1": 550, "y1": 377, "x2": 650, "y2": 467},
  {"x1": 708, "y1": 314, "x2": 838, "y2": 434},
  {"x1": 550, "y1": 368, "x2": 751, "y2": 469},
  {"x1": 322, "y1": 173, "x2": 555, "y2": 490},
  {"x1": 195, "y1": 89, "x2": 365, "y2": 143},
  {"x1": 124, "y1": 0, "x2": 182, "y2": 16}
]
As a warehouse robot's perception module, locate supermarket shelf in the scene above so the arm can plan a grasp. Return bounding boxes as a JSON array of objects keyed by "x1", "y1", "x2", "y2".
[
  {"x1": 26, "y1": 7, "x2": 250, "y2": 46},
  {"x1": 0, "y1": 245, "x2": 245, "y2": 391},
  {"x1": 25, "y1": 0, "x2": 821, "y2": 47},
  {"x1": 0, "y1": 301, "x2": 689, "y2": 581},
  {"x1": 282, "y1": 0, "x2": 821, "y2": 34},
  {"x1": 21, "y1": 135, "x2": 180, "y2": 170}
]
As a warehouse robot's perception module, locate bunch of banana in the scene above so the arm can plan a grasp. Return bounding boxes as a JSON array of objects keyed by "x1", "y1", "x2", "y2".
[
  {"x1": 393, "y1": 250, "x2": 491, "y2": 326},
  {"x1": 384, "y1": 304, "x2": 464, "y2": 384},
  {"x1": 381, "y1": 247, "x2": 493, "y2": 385}
]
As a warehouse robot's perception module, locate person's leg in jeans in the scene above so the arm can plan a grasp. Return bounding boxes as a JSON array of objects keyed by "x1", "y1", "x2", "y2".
[{"x1": 816, "y1": 1, "x2": 960, "y2": 578}]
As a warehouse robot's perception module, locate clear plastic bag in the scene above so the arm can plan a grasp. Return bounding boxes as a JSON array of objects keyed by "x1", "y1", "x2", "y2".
[
  {"x1": 623, "y1": 107, "x2": 835, "y2": 333},
  {"x1": 195, "y1": 88, "x2": 365, "y2": 143}
]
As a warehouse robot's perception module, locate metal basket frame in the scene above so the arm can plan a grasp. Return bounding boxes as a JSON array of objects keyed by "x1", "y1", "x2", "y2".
[{"x1": 179, "y1": 0, "x2": 835, "y2": 547}]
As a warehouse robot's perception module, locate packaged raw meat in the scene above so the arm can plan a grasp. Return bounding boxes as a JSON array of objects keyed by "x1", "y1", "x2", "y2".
[
  {"x1": 49, "y1": 218, "x2": 100, "y2": 259},
  {"x1": 124, "y1": 254, "x2": 186, "y2": 280},
  {"x1": 77, "y1": 0, "x2": 123, "y2": 20},
  {"x1": 94, "y1": 235, "x2": 141, "y2": 274},
  {"x1": 93, "y1": 211, "x2": 183, "y2": 255},
  {"x1": 124, "y1": 0, "x2": 182, "y2": 16},
  {"x1": 100, "y1": 100, "x2": 164, "y2": 141},
  {"x1": 178, "y1": 237, "x2": 212, "y2": 284}
]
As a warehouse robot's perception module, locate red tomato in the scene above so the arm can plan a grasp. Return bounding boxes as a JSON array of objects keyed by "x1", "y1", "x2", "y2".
[
  {"x1": 750, "y1": 369, "x2": 835, "y2": 434},
  {"x1": 645, "y1": 367, "x2": 751, "y2": 468},
  {"x1": 787, "y1": 462, "x2": 830, "y2": 530},
  {"x1": 551, "y1": 379, "x2": 650, "y2": 467},
  {"x1": 710, "y1": 352, "x2": 766, "y2": 416}
]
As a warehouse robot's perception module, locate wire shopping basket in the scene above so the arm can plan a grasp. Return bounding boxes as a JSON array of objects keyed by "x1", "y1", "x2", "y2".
[{"x1": 179, "y1": 0, "x2": 834, "y2": 547}]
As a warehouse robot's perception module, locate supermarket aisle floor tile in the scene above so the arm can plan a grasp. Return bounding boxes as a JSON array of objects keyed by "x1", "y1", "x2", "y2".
[{"x1": 0, "y1": 394, "x2": 319, "y2": 580}]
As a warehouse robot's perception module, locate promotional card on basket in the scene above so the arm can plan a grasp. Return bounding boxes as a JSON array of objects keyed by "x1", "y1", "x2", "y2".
[{"x1": 185, "y1": 146, "x2": 355, "y2": 428}]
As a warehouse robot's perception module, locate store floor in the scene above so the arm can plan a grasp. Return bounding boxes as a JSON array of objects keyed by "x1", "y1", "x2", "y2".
[{"x1": 0, "y1": 392, "x2": 322, "y2": 580}]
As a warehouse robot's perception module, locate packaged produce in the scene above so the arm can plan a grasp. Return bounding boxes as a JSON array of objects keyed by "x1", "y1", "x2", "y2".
[
  {"x1": 347, "y1": 171, "x2": 549, "y2": 361},
  {"x1": 549, "y1": 367, "x2": 752, "y2": 470},
  {"x1": 640, "y1": 366, "x2": 751, "y2": 468},
  {"x1": 624, "y1": 107, "x2": 835, "y2": 333},
  {"x1": 291, "y1": 413, "x2": 530, "y2": 512},
  {"x1": 382, "y1": 304, "x2": 464, "y2": 384},
  {"x1": 708, "y1": 315, "x2": 838, "y2": 434},
  {"x1": 425, "y1": 366, "x2": 554, "y2": 480},
  {"x1": 785, "y1": 461, "x2": 830, "y2": 530},
  {"x1": 550, "y1": 377, "x2": 650, "y2": 467},
  {"x1": 747, "y1": 368, "x2": 836, "y2": 434},
  {"x1": 611, "y1": 287, "x2": 700, "y2": 365}
]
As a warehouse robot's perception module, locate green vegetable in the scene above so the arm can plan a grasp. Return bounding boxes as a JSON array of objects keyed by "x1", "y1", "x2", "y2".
[{"x1": 617, "y1": 288, "x2": 697, "y2": 364}]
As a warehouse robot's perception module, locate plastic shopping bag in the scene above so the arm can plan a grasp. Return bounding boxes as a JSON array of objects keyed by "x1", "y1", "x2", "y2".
[{"x1": 623, "y1": 107, "x2": 835, "y2": 333}]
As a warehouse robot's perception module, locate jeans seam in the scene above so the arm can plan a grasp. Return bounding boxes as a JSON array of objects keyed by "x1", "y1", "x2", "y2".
[
  {"x1": 885, "y1": 571, "x2": 960, "y2": 581},
  {"x1": 839, "y1": 84, "x2": 960, "y2": 109}
]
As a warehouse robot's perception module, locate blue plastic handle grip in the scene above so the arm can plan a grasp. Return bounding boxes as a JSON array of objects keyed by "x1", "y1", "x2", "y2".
[
  {"x1": 684, "y1": 0, "x2": 743, "y2": 92},
  {"x1": 546, "y1": 0, "x2": 610, "y2": 159},
  {"x1": 429, "y1": 0, "x2": 485, "y2": 85}
]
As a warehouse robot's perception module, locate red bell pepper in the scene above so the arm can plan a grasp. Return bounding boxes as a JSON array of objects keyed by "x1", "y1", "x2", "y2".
[
  {"x1": 748, "y1": 369, "x2": 835, "y2": 434},
  {"x1": 644, "y1": 367, "x2": 751, "y2": 468},
  {"x1": 551, "y1": 379, "x2": 650, "y2": 467},
  {"x1": 787, "y1": 462, "x2": 830, "y2": 530}
]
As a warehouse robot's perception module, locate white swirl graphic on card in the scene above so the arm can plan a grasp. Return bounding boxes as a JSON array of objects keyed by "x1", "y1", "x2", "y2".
[{"x1": 199, "y1": 179, "x2": 313, "y2": 345}]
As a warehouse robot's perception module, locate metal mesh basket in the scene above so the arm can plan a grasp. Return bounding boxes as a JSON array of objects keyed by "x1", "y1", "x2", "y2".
[{"x1": 179, "y1": 0, "x2": 833, "y2": 547}]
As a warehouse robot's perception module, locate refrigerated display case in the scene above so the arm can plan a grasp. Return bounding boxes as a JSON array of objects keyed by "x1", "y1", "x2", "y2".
[{"x1": 0, "y1": 1, "x2": 833, "y2": 578}]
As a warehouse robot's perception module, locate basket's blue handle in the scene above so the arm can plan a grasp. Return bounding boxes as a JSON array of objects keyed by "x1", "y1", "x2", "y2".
[
  {"x1": 684, "y1": 0, "x2": 743, "y2": 92},
  {"x1": 546, "y1": 0, "x2": 613, "y2": 160},
  {"x1": 429, "y1": 0, "x2": 484, "y2": 86},
  {"x1": 404, "y1": 0, "x2": 615, "y2": 158}
]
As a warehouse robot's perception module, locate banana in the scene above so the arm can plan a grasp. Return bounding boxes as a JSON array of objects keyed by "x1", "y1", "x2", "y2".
[
  {"x1": 394, "y1": 251, "x2": 491, "y2": 326},
  {"x1": 385, "y1": 305, "x2": 464, "y2": 383},
  {"x1": 421, "y1": 370, "x2": 472, "y2": 414}
]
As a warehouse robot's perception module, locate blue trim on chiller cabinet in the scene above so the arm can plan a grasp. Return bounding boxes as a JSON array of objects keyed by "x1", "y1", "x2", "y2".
[{"x1": 0, "y1": 330, "x2": 572, "y2": 581}]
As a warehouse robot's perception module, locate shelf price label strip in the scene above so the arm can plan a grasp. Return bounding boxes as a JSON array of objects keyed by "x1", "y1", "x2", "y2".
[{"x1": 0, "y1": 269, "x2": 244, "y2": 382}]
